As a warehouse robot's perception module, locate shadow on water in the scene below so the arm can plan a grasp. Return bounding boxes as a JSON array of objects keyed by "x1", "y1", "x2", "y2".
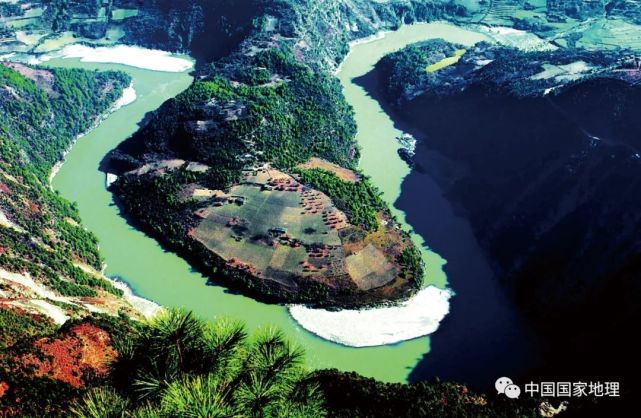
[
  {"x1": 353, "y1": 68, "x2": 541, "y2": 390},
  {"x1": 98, "y1": 109, "x2": 157, "y2": 174}
]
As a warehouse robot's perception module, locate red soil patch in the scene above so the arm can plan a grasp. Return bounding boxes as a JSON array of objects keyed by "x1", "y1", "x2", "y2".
[
  {"x1": 0, "y1": 182, "x2": 11, "y2": 194},
  {"x1": 26, "y1": 200, "x2": 39, "y2": 215},
  {"x1": 297, "y1": 158, "x2": 360, "y2": 183},
  {"x1": 227, "y1": 258, "x2": 259, "y2": 276},
  {"x1": 1, "y1": 62, "x2": 56, "y2": 96},
  {"x1": 19, "y1": 323, "x2": 116, "y2": 388}
]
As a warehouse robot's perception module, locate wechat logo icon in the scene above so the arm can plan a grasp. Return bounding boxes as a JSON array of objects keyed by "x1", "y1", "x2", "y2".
[{"x1": 496, "y1": 377, "x2": 521, "y2": 399}]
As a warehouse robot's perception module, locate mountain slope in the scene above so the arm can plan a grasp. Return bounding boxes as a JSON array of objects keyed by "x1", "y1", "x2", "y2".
[
  {"x1": 371, "y1": 41, "x2": 641, "y2": 405},
  {"x1": 0, "y1": 61, "x2": 138, "y2": 323}
]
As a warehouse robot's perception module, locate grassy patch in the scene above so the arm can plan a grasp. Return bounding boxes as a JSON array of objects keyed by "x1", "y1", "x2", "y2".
[
  {"x1": 426, "y1": 49, "x2": 466, "y2": 73},
  {"x1": 110, "y1": 9, "x2": 138, "y2": 20}
]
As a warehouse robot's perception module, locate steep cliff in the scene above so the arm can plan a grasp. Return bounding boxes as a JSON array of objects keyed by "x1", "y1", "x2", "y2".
[{"x1": 373, "y1": 41, "x2": 641, "y2": 405}]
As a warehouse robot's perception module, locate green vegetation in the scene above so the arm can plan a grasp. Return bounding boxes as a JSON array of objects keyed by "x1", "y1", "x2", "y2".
[
  {"x1": 0, "y1": 2, "x2": 22, "y2": 18},
  {"x1": 294, "y1": 168, "x2": 385, "y2": 230},
  {"x1": 83, "y1": 309, "x2": 324, "y2": 417},
  {"x1": 1, "y1": 308, "x2": 549, "y2": 417},
  {"x1": 315, "y1": 370, "x2": 542, "y2": 418},
  {"x1": 43, "y1": 0, "x2": 73, "y2": 32},
  {"x1": 111, "y1": 167, "x2": 199, "y2": 247},
  {"x1": 114, "y1": 47, "x2": 356, "y2": 191},
  {"x1": 399, "y1": 246, "x2": 424, "y2": 287},
  {"x1": 1, "y1": 63, "x2": 129, "y2": 298},
  {"x1": 0, "y1": 64, "x2": 130, "y2": 178},
  {"x1": 0, "y1": 307, "x2": 56, "y2": 350},
  {"x1": 218, "y1": 48, "x2": 357, "y2": 169}
]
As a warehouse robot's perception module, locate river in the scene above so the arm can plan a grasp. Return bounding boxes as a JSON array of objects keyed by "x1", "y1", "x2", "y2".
[
  {"x1": 48, "y1": 22, "x2": 501, "y2": 383},
  {"x1": 290, "y1": 23, "x2": 492, "y2": 343}
]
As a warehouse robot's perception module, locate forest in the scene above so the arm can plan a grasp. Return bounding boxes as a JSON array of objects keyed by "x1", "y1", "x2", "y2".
[
  {"x1": 111, "y1": 47, "x2": 357, "y2": 182},
  {"x1": 1, "y1": 63, "x2": 129, "y2": 299},
  {"x1": 1, "y1": 64, "x2": 130, "y2": 178}
]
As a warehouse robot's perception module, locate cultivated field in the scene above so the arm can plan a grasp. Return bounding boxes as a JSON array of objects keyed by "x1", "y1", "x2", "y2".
[
  {"x1": 190, "y1": 167, "x2": 403, "y2": 291},
  {"x1": 192, "y1": 170, "x2": 346, "y2": 283},
  {"x1": 345, "y1": 244, "x2": 397, "y2": 290}
]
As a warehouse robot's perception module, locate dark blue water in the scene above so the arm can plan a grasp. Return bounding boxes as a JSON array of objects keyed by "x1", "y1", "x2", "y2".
[
  {"x1": 397, "y1": 148, "x2": 541, "y2": 387},
  {"x1": 356, "y1": 67, "x2": 641, "y2": 417},
  {"x1": 353, "y1": 70, "x2": 541, "y2": 389}
]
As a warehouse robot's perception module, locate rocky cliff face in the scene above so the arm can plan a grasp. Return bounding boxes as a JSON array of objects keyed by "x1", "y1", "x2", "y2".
[{"x1": 373, "y1": 42, "x2": 641, "y2": 398}]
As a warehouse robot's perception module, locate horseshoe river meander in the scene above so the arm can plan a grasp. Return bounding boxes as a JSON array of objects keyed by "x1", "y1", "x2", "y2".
[{"x1": 48, "y1": 23, "x2": 496, "y2": 383}]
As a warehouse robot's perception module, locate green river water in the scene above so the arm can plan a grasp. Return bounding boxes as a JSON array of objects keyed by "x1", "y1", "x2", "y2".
[{"x1": 50, "y1": 22, "x2": 490, "y2": 383}]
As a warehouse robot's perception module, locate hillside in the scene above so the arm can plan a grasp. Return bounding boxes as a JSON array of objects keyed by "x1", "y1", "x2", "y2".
[
  {"x1": 0, "y1": 62, "x2": 139, "y2": 325},
  {"x1": 1, "y1": 308, "x2": 552, "y2": 418},
  {"x1": 370, "y1": 40, "x2": 641, "y2": 405}
]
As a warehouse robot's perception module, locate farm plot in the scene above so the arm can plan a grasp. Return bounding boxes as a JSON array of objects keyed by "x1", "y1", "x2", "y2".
[
  {"x1": 577, "y1": 18, "x2": 641, "y2": 51},
  {"x1": 345, "y1": 244, "x2": 398, "y2": 291},
  {"x1": 192, "y1": 175, "x2": 349, "y2": 283}
]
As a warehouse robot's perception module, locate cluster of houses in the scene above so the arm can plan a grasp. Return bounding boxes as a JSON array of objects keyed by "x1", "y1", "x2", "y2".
[
  {"x1": 322, "y1": 210, "x2": 347, "y2": 230},
  {"x1": 301, "y1": 244, "x2": 341, "y2": 274},
  {"x1": 212, "y1": 195, "x2": 246, "y2": 207},
  {"x1": 262, "y1": 177, "x2": 302, "y2": 192},
  {"x1": 268, "y1": 227, "x2": 303, "y2": 249},
  {"x1": 300, "y1": 190, "x2": 325, "y2": 215},
  {"x1": 300, "y1": 259, "x2": 331, "y2": 273}
]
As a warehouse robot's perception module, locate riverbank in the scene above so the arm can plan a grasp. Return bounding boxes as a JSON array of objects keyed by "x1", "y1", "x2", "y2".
[
  {"x1": 44, "y1": 77, "x2": 156, "y2": 320},
  {"x1": 287, "y1": 22, "x2": 491, "y2": 348},
  {"x1": 48, "y1": 82, "x2": 137, "y2": 185},
  {"x1": 20, "y1": 44, "x2": 195, "y2": 72},
  {"x1": 45, "y1": 46, "x2": 430, "y2": 382},
  {"x1": 289, "y1": 19, "x2": 563, "y2": 363},
  {"x1": 290, "y1": 286, "x2": 451, "y2": 347}
]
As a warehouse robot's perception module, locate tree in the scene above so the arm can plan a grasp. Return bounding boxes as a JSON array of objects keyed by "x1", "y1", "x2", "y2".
[{"x1": 71, "y1": 309, "x2": 325, "y2": 417}]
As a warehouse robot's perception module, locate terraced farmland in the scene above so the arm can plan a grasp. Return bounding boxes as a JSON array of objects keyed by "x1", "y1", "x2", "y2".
[
  {"x1": 577, "y1": 18, "x2": 641, "y2": 50},
  {"x1": 189, "y1": 167, "x2": 408, "y2": 294}
]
